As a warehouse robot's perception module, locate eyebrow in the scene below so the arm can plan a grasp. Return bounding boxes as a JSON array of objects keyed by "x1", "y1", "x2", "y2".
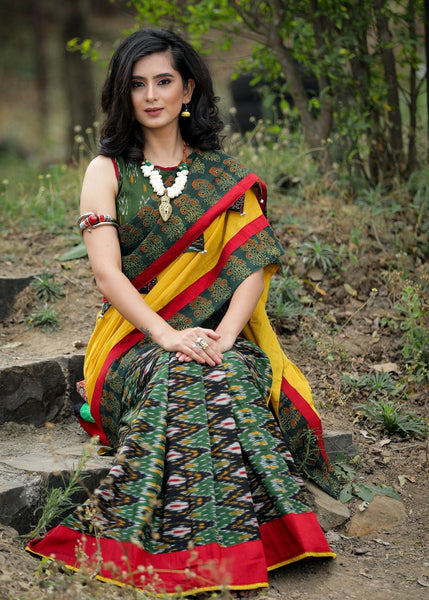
[{"x1": 131, "y1": 72, "x2": 175, "y2": 80}]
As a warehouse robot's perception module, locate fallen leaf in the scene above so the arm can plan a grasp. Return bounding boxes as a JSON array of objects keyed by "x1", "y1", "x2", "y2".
[
  {"x1": 303, "y1": 278, "x2": 326, "y2": 294},
  {"x1": 2, "y1": 342, "x2": 23, "y2": 349},
  {"x1": 372, "y1": 362, "x2": 400, "y2": 373},
  {"x1": 344, "y1": 283, "x2": 357, "y2": 296},
  {"x1": 373, "y1": 538, "x2": 391, "y2": 546},
  {"x1": 359, "y1": 570, "x2": 373, "y2": 579},
  {"x1": 398, "y1": 474, "x2": 415, "y2": 487},
  {"x1": 379, "y1": 438, "x2": 391, "y2": 447},
  {"x1": 73, "y1": 340, "x2": 87, "y2": 349},
  {"x1": 306, "y1": 268, "x2": 324, "y2": 282}
]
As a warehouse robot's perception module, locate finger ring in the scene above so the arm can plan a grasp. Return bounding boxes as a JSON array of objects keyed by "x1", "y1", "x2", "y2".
[
  {"x1": 195, "y1": 337, "x2": 208, "y2": 350},
  {"x1": 191, "y1": 343, "x2": 196, "y2": 348}
]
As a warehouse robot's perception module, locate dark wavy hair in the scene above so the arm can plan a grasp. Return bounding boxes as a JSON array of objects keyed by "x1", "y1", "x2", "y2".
[{"x1": 98, "y1": 28, "x2": 224, "y2": 160}]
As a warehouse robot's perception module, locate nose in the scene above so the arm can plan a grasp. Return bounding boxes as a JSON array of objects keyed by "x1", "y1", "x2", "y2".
[{"x1": 145, "y1": 81, "x2": 158, "y2": 103}]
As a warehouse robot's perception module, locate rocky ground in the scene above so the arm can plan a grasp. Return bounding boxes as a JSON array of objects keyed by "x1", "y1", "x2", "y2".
[{"x1": 0, "y1": 226, "x2": 428, "y2": 599}]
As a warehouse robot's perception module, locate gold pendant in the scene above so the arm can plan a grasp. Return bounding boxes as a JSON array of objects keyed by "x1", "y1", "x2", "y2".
[{"x1": 158, "y1": 194, "x2": 172, "y2": 222}]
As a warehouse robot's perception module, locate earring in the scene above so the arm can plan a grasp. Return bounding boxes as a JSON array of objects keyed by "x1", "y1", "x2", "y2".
[{"x1": 181, "y1": 104, "x2": 191, "y2": 117}]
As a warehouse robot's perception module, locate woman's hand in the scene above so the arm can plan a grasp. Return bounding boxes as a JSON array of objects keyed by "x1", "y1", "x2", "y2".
[
  {"x1": 157, "y1": 327, "x2": 223, "y2": 366},
  {"x1": 172, "y1": 269, "x2": 265, "y2": 367},
  {"x1": 174, "y1": 331, "x2": 236, "y2": 366}
]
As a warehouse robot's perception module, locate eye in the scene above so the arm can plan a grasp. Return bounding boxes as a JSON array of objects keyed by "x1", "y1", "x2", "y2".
[
  {"x1": 158, "y1": 78, "x2": 172, "y2": 86},
  {"x1": 131, "y1": 80, "x2": 144, "y2": 88}
]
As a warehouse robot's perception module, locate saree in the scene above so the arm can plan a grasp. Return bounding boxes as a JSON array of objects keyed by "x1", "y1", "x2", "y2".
[{"x1": 27, "y1": 150, "x2": 340, "y2": 595}]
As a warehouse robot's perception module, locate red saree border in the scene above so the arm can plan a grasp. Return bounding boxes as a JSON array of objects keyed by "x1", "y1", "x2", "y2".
[
  {"x1": 281, "y1": 377, "x2": 328, "y2": 461},
  {"x1": 26, "y1": 510, "x2": 333, "y2": 594},
  {"x1": 260, "y1": 511, "x2": 334, "y2": 568},
  {"x1": 89, "y1": 329, "x2": 145, "y2": 444},
  {"x1": 131, "y1": 172, "x2": 262, "y2": 292}
]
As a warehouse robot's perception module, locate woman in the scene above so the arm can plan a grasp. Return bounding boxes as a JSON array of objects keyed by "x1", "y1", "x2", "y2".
[{"x1": 27, "y1": 28, "x2": 340, "y2": 596}]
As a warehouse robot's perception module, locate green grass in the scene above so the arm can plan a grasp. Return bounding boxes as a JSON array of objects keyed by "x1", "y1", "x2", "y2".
[
  {"x1": 0, "y1": 155, "x2": 83, "y2": 234},
  {"x1": 31, "y1": 273, "x2": 65, "y2": 302}
]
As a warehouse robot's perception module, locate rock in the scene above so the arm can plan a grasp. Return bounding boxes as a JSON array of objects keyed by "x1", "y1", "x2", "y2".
[
  {"x1": 372, "y1": 362, "x2": 400, "y2": 373},
  {"x1": 304, "y1": 479, "x2": 350, "y2": 530},
  {"x1": 0, "y1": 479, "x2": 43, "y2": 535},
  {"x1": 347, "y1": 495, "x2": 407, "y2": 537},
  {"x1": 352, "y1": 546, "x2": 372, "y2": 555},
  {"x1": 0, "y1": 360, "x2": 66, "y2": 426},
  {"x1": 323, "y1": 430, "x2": 358, "y2": 463},
  {"x1": 0, "y1": 451, "x2": 113, "y2": 534},
  {"x1": 0, "y1": 276, "x2": 34, "y2": 320},
  {"x1": 307, "y1": 267, "x2": 324, "y2": 281},
  {"x1": 58, "y1": 354, "x2": 85, "y2": 410}
]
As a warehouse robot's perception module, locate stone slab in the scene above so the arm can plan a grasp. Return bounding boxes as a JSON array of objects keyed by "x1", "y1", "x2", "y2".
[
  {"x1": 61, "y1": 354, "x2": 85, "y2": 408},
  {"x1": 0, "y1": 360, "x2": 66, "y2": 426},
  {"x1": 323, "y1": 429, "x2": 358, "y2": 463},
  {"x1": 0, "y1": 478, "x2": 43, "y2": 535},
  {"x1": 1, "y1": 452, "x2": 112, "y2": 474},
  {"x1": 347, "y1": 495, "x2": 407, "y2": 537},
  {"x1": 0, "y1": 276, "x2": 34, "y2": 321},
  {"x1": 0, "y1": 449, "x2": 113, "y2": 534},
  {"x1": 305, "y1": 478, "x2": 350, "y2": 530}
]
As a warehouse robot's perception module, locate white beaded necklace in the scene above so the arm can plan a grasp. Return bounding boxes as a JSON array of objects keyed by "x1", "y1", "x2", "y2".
[{"x1": 141, "y1": 142, "x2": 188, "y2": 222}]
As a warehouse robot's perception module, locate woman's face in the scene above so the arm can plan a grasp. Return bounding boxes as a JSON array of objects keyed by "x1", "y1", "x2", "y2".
[{"x1": 130, "y1": 51, "x2": 194, "y2": 134}]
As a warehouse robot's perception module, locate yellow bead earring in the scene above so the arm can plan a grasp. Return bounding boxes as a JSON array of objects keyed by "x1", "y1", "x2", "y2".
[{"x1": 181, "y1": 104, "x2": 191, "y2": 117}]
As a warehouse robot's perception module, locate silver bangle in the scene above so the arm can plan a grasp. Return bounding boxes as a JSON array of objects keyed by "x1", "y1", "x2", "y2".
[{"x1": 77, "y1": 212, "x2": 119, "y2": 234}]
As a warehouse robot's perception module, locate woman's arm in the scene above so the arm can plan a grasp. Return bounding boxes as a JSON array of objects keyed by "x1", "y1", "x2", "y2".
[
  {"x1": 215, "y1": 268, "x2": 265, "y2": 352},
  {"x1": 80, "y1": 156, "x2": 222, "y2": 365}
]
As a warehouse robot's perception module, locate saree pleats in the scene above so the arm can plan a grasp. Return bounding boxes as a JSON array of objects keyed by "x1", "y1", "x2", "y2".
[{"x1": 28, "y1": 340, "x2": 334, "y2": 594}]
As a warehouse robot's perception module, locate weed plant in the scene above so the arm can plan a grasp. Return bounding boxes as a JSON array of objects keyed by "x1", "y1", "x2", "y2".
[
  {"x1": 266, "y1": 267, "x2": 311, "y2": 330},
  {"x1": 297, "y1": 235, "x2": 337, "y2": 273},
  {"x1": 25, "y1": 304, "x2": 60, "y2": 332},
  {"x1": 354, "y1": 397, "x2": 428, "y2": 438},
  {"x1": 394, "y1": 284, "x2": 429, "y2": 383},
  {"x1": 1, "y1": 160, "x2": 82, "y2": 235},
  {"x1": 223, "y1": 116, "x2": 319, "y2": 192},
  {"x1": 334, "y1": 454, "x2": 401, "y2": 504},
  {"x1": 341, "y1": 371, "x2": 403, "y2": 400},
  {"x1": 31, "y1": 272, "x2": 65, "y2": 302},
  {"x1": 22, "y1": 437, "x2": 98, "y2": 541},
  {"x1": 342, "y1": 372, "x2": 428, "y2": 438}
]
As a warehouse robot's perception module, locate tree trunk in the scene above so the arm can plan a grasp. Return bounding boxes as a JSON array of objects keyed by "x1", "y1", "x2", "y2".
[
  {"x1": 425, "y1": 0, "x2": 429, "y2": 162},
  {"x1": 348, "y1": 29, "x2": 385, "y2": 184},
  {"x1": 31, "y1": 0, "x2": 48, "y2": 140},
  {"x1": 266, "y1": 9, "x2": 332, "y2": 170},
  {"x1": 59, "y1": 0, "x2": 96, "y2": 161},
  {"x1": 406, "y1": 0, "x2": 417, "y2": 174},
  {"x1": 373, "y1": 0, "x2": 405, "y2": 175}
]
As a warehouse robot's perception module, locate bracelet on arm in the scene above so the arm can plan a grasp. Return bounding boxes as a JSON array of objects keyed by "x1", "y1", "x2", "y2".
[{"x1": 78, "y1": 212, "x2": 119, "y2": 234}]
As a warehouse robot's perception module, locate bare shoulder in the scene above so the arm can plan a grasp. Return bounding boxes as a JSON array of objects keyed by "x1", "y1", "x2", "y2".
[
  {"x1": 80, "y1": 155, "x2": 118, "y2": 213},
  {"x1": 85, "y1": 155, "x2": 116, "y2": 178}
]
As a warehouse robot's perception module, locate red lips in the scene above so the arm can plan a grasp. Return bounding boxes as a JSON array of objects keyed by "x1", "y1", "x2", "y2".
[{"x1": 145, "y1": 107, "x2": 163, "y2": 115}]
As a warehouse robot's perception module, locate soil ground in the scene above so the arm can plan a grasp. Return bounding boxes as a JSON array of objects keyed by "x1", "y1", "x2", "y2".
[{"x1": 0, "y1": 224, "x2": 428, "y2": 599}]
